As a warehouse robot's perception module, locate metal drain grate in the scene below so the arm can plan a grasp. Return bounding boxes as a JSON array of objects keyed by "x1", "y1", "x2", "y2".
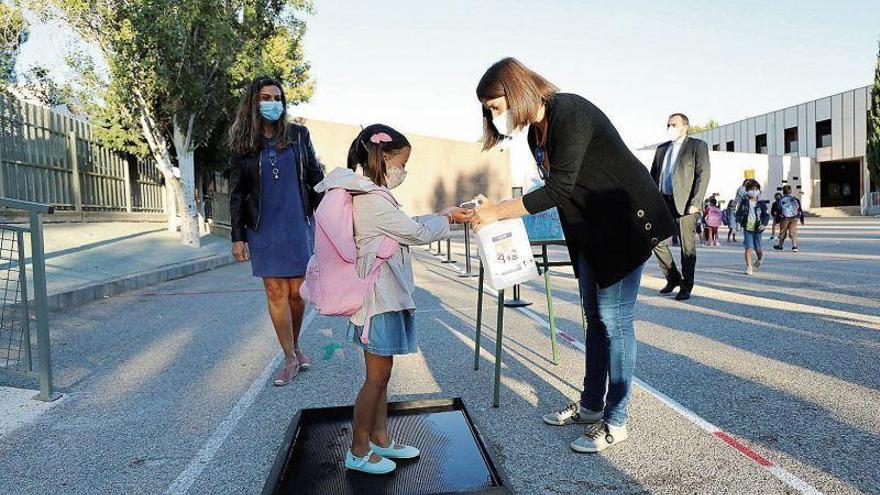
[{"x1": 263, "y1": 398, "x2": 510, "y2": 495}]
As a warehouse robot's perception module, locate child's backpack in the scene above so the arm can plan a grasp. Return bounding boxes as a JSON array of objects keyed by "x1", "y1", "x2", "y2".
[
  {"x1": 779, "y1": 195, "x2": 800, "y2": 218},
  {"x1": 721, "y1": 208, "x2": 730, "y2": 226},
  {"x1": 706, "y1": 206, "x2": 723, "y2": 228},
  {"x1": 299, "y1": 188, "x2": 399, "y2": 344}
]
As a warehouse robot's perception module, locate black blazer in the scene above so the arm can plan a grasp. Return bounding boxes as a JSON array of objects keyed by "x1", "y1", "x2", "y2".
[
  {"x1": 523, "y1": 93, "x2": 676, "y2": 288},
  {"x1": 229, "y1": 124, "x2": 324, "y2": 242},
  {"x1": 650, "y1": 137, "x2": 711, "y2": 217}
]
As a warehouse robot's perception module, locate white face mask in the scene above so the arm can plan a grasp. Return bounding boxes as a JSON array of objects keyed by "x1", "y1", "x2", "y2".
[
  {"x1": 385, "y1": 166, "x2": 407, "y2": 190},
  {"x1": 747, "y1": 189, "x2": 760, "y2": 198},
  {"x1": 667, "y1": 125, "x2": 683, "y2": 142},
  {"x1": 492, "y1": 109, "x2": 520, "y2": 138}
]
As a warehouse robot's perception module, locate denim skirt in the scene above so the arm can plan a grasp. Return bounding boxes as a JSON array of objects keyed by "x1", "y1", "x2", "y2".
[{"x1": 347, "y1": 310, "x2": 417, "y2": 356}]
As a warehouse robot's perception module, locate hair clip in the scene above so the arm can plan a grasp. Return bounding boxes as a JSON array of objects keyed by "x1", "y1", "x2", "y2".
[{"x1": 369, "y1": 132, "x2": 392, "y2": 144}]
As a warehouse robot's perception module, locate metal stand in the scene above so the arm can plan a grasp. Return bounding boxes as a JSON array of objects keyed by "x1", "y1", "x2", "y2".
[
  {"x1": 473, "y1": 240, "x2": 586, "y2": 406},
  {"x1": 441, "y1": 237, "x2": 457, "y2": 264},
  {"x1": 459, "y1": 223, "x2": 478, "y2": 278},
  {"x1": 503, "y1": 284, "x2": 532, "y2": 307}
]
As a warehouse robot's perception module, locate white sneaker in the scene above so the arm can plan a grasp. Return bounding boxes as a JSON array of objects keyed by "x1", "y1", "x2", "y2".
[
  {"x1": 344, "y1": 449, "x2": 396, "y2": 475},
  {"x1": 543, "y1": 401, "x2": 603, "y2": 426},
  {"x1": 754, "y1": 259, "x2": 762, "y2": 269},
  {"x1": 745, "y1": 266, "x2": 753, "y2": 275},
  {"x1": 570, "y1": 422, "x2": 629, "y2": 453},
  {"x1": 369, "y1": 440, "x2": 420, "y2": 459}
]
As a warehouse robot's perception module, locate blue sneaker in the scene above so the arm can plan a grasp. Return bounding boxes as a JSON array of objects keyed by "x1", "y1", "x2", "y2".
[
  {"x1": 345, "y1": 450, "x2": 396, "y2": 475},
  {"x1": 369, "y1": 440, "x2": 420, "y2": 459}
]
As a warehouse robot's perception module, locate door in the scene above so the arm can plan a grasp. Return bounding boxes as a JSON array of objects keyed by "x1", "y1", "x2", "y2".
[{"x1": 820, "y1": 161, "x2": 861, "y2": 207}]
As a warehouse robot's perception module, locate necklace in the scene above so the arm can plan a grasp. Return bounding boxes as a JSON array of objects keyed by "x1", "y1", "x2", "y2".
[{"x1": 265, "y1": 147, "x2": 279, "y2": 180}]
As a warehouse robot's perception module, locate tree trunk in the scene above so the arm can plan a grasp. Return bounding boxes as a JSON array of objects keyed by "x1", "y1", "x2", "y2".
[
  {"x1": 161, "y1": 170, "x2": 178, "y2": 232},
  {"x1": 172, "y1": 115, "x2": 201, "y2": 247}
]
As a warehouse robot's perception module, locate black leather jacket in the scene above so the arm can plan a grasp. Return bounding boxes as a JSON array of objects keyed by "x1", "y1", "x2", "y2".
[{"x1": 229, "y1": 124, "x2": 325, "y2": 242}]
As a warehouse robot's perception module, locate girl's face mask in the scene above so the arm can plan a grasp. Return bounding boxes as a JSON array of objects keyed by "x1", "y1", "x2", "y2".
[
  {"x1": 747, "y1": 189, "x2": 761, "y2": 198},
  {"x1": 385, "y1": 166, "x2": 407, "y2": 189}
]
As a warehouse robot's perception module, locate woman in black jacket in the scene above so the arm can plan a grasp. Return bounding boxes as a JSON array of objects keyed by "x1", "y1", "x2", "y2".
[
  {"x1": 472, "y1": 58, "x2": 675, "y2": 452},
  {"x1": 228, "y1": 76, "x2": 324, "y2": 386}
]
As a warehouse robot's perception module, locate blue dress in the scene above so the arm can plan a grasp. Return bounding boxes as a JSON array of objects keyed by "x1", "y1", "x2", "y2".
[{"x1": 246, "y1": 137, "x2": 313, "y2": 278}]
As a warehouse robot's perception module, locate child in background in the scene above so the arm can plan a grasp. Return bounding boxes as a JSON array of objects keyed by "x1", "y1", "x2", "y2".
[
  {"x1": 769, "y1": 192, "x2": 783, "y2": 240},
  {"x1": 703, "y1": 197, "x2": 723, "y2": 246},
  {"x1": 734, "y1": 179, "x2": 770, "y2": 275},
  {"x1": 725, "y1": 198, "x2": 739, "y2": 243}
]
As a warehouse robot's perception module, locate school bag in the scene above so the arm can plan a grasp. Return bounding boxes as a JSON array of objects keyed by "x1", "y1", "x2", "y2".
[
  {"x1": 779, "y1": 195, "x2": 800, "y2": 218},
  {"x1": 299, "y1": 187, "x2": 399, "y2": 344},
  {"x1": 705, "y1": 206, "x2": 723, "y2": 228}
]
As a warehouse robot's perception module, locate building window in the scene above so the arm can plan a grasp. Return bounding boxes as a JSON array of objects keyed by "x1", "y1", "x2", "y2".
[
  {"x1": 755, "y1": 134, "x2": 768, "y2": 154},
  {"x1": 784, "y1": 127, "x2": 799, "y2": 154},
  {"x1": 712, "y1": 144, "x2": 720, "y2": 151},
  {"x1": 816, "y1": 119, "x2": 832, "y2": 148},
  {"x1": 726, "y1": 141, "x2": 734, "y2": 152}
]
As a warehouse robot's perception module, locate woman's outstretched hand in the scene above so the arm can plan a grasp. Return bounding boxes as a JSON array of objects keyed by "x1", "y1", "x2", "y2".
[{"x1": 470, "y1": 195, "x2": 499, "y2": 232}]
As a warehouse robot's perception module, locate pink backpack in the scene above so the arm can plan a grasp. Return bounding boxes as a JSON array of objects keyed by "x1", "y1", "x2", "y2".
[
  {"x1": 705, "y1": 206, "x2": 723, "y2": 228},
  {"x1": 299, "y1": 188, "x2": 399, "y2": 344}
]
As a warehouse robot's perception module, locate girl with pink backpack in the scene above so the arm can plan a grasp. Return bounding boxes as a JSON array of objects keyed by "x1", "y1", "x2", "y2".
[
  {"x1": 311, "y1": 124, "x2": 471, "y2": 475},
  {"x1": 703, "y1": 196, "x2": 723, "y2": 246}
]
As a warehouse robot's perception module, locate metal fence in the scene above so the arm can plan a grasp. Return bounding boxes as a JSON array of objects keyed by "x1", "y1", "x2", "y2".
[
  {"x1": 0, "y1": 92, "x2": 165, "y2": 213},
  {"x1": 0, "y1": 197, "x2": 58, "y2": 401}
]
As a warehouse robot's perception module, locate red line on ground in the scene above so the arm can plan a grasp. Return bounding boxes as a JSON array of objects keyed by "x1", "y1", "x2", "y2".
[
  {"x1": 557, "y1": 331, "x2": 576, "y2": 343},
  {"x1": 713, "y1": 431, "x2": 774, "y2": 467}
]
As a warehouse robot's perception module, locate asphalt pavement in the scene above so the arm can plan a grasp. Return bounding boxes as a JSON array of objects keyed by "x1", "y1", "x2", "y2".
[{"x1": 0, "y1": 217, "x2": 877, "y2": 494}]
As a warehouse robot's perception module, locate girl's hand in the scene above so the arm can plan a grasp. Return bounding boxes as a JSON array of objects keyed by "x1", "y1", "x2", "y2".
[
  {"x1": 232, "y1": 241, "x2": 250, "y2": 262},
  {"x1": 440, "y1": 206, "x2": 474, "y2": 223}
]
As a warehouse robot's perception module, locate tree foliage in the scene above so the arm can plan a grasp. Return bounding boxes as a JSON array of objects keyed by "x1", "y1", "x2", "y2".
[
  {"x1": 0, "y1": 0, "x2": 28, "y2": 85},
  {"x1": 868, "y1": 37, "x2": 880, "y2": 192},
  {"x1": 31, "y1": 0, "x2": 314, "y2": 245},
  {"x1": 689, "y1": 119, "x2": 719, "y2": 135},
  {"x1": 33, "y1": 0, "x2": 314, "y2": 161}
]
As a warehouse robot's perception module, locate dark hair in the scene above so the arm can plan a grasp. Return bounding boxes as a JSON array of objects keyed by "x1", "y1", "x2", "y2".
[
  {"x1": 745, "y1": 179, "x2": 761, "y2": 190},
  {"x1": 347, "y1": 124, "x2": 411, "y2": 187},
  {"x1": 782, "y1": 185, "x2": 792, "y2": 194},
  {"x1": 709, "y1": 196, "x2": 717, "y2": 206},
  {"x1": 775, "y1": 192, "x2": 783, "y2": 199},
  {"x1": 228, "y1": 76, "x2": 291, "y2": 155},
  {"x1": 668, "y1": 113, "x2": 690, "y2": 126},
  {"x1": 476, "y1": 58, "x2": 559, "y2": 150}
]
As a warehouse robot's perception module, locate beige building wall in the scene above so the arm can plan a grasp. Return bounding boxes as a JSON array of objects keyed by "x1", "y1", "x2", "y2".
[{"x1": 295, "y1": 117, "x2": 512, "y2": 215}]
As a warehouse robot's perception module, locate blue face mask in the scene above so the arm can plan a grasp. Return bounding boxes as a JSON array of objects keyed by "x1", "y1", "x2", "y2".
[{"x1": 259, "y1": 101, "x2": 284, "y2": 122}]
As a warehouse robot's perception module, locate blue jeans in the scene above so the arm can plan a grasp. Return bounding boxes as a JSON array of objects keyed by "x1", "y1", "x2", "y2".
[
  {"x1": 743, "y1": 229, "x2": 762, "y2": 251},
  {"x1": 577, "y1": 254, "x2": 644, "y2": 427}
]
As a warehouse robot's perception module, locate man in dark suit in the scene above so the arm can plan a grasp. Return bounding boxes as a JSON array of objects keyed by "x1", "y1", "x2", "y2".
[{"x1": 650, "y1": 113, "x2": 711, "y2": 301}]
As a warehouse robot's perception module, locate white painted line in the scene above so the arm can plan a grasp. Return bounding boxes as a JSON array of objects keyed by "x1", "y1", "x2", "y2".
[
  {"x1": 419, "y1": 251, "x2": 825, "y2": 495},
  {"x1": 164, "y1": 308, "x2": 315, "y2": 495}
]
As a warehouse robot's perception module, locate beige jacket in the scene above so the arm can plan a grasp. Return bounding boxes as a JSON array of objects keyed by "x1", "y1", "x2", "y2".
[{"x1": 314, "y1": 168, "x2": 450, "y2": 326}]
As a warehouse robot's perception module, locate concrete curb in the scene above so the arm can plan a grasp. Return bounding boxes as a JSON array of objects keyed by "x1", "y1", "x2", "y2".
[{"x1": 45, "y1": 252, "x2": 237, "y2": 312}]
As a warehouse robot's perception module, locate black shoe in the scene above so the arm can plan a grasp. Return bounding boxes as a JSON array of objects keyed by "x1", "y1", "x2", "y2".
[
  {"x1": 659, "y1": 280, "x2": 680, "y2": 295},
  {"x1": 675, "y1": 290, "x2": 691, "y2": 301},
  {"x1": 772, "y1": 245, "x2": 783, "y2": 251}
]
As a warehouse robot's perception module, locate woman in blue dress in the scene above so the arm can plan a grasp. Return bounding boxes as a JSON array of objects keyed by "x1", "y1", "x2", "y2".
[{"x1": 228, "y1": 76, "x2": 325, "y2": 386}]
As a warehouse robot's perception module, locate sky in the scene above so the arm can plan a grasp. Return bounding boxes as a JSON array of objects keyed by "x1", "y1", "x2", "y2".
[{"x1": 15, "y1": 0, "x2": 880, "y2": 149}]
